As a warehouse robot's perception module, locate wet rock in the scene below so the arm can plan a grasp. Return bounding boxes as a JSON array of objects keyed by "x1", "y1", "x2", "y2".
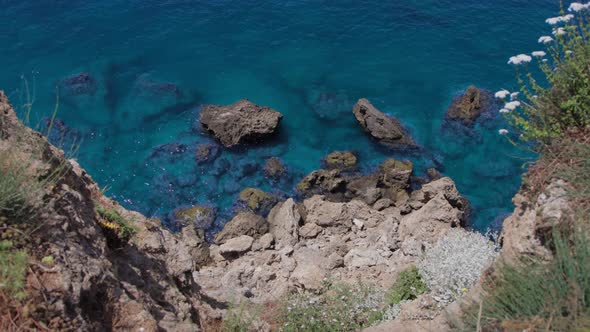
[
  {"x1": 214, "y1": 212, "x2": 268, "y2": 244},
  {"x1": 446, "y1": 85, "x2": 494, "y2": 126},
  {"x1": 195, "y1": 143, "x2": 221, "y2": 164},
  {"x1": 427, "y1": 168, "x2": 442, "y2": 181},
  {"x1": 59, "y1": 72, "x2": 98, "y2": 96},
  {"x1": 352, "y1": 98, "x2": 416, "y2": 148},
  {"x1": 296, "y1": 169, "x2": 347, "y2": 197},
  {"x1": 171, "y1": 205, "x2": 216, "y2": 230},
  {"x1": 219, "y1": 235, "x2": 254, "y2": 258},
  {"x1": 200, "y1": 99, "x2": 283, "y2": 147},
  {"x1": 322, "y1": 151, "x2": 358, "y2": 171},
  {"x1": 238, "y1": 188, "x2": 277, "y2": 215},
  {"x1": 268, "y1": 199, "x2": 301, "y2": 249},
  {"x1": 264, "y1": 157, "x2": 287, "y2": 179}
]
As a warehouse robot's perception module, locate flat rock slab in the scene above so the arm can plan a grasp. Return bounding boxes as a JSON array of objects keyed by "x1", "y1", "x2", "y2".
[{"x1": 200, "y1": 99, "x2": 283, "y2": 147}]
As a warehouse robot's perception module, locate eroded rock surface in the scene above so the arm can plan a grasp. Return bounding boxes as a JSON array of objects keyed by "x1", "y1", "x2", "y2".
[
  {"x1": 352, "y1": 98, "x2": 416, "y2": 148},
  {"x1": 200, "y1": 99, "x2": 283, "y2": 147}
]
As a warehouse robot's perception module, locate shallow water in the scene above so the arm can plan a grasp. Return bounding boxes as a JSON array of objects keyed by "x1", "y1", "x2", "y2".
[{"x1": 0, "y1": 0, "x2": 559, "y2": 232}]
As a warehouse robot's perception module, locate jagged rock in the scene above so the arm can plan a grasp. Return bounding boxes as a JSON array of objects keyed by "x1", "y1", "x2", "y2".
[
  {"x1": 380, "y1": 158, "x2": 413, "y2": 191},
  {"x1": 446, "y1": 85, "x2": 494, "y2": 126},
  {"x1": 200, "y1": 99, "x2": 283, "y2": 147},
  {"x1": 346, "y1": 158, "x2": 413, "y2": 204},
  {"x1": 303, "y1": 195, "x2": 347, "y2": 227},
  {"x1": 327, "y1": 252, "x2": 344, "y2": 270},
  {"x1": 268, "y1": 199, "x2": 301, "y2": 248},
  {"x1": 352, "y1": 98, "x2": 416, "y2": 148},
  {"x1": 195, "y1": 143, "x2": 221, "y2": 164},
  {"x1": 323, "y1": 151, "x2": 358, "y2": 171},
  {"x1": 171, "y1": 205, "x2": 216, "y2": 230},
  {"x1": 299, "y1": 222, "x2": 322, "y2": 238},
  {"x1": 296, "y1": 169, "x2": 347, "y2": 197},
  {"x1": 252, "y1": 233, "x2": 274, "y2": 251},
  {"x1": 373, "y1": 198, "x2": 393, "y2": 211},
  {"x1": 291, "y1": 248, "x2": 328, "y2": 291},
  {"x1": 344, "y1": 248, "x2": 382, "y2": 267},
  {"x1": 215, "y1": 212, "x2": 268, "y2": 244},
  {"x1": 219, "y1": 235, "x2": 254, "y2": 257},
  {"x1": 238, "y1": 188, "x2": 277, "y2": 215},
  {"x1": 264, "y1": 157, "x2": 287, "y2": 179}
]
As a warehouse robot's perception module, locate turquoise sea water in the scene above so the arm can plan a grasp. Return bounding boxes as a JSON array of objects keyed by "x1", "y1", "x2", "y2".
[{"x1": 0, "y1": 0, "x2": 560, "y2": 232}]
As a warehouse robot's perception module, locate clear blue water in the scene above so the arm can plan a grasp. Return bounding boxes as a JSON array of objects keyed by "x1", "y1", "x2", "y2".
[{"x1": 0, "y1": 0, "x2": 559, "y2": 232}]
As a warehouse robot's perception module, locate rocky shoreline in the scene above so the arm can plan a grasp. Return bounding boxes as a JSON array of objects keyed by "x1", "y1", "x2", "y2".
[{"x1": 0, "y1": 87, "x2": 541, "y2": 331}]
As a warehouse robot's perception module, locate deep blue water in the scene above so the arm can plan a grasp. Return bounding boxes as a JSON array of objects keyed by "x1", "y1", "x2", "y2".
[{"x1": 0, "y1": 0, "x2": 560, "y2": 232}]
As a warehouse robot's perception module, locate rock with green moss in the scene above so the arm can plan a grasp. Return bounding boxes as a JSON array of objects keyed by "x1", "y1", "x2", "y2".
[
  {"x1": 379, "y1": 158, "x2": 413, "y2": 190},
  {"x1": 172, "y1": 205, "x2": 216, "y2": 230},
  {"x1": 296, "y1": 169, "x2": 347, "y2": 198},
  {"x1": 238, "y1": 188, "x2": 276, "y2": 215},
  {"x1": 323, "y1": 151, "x2": 358, "y2": 171}
]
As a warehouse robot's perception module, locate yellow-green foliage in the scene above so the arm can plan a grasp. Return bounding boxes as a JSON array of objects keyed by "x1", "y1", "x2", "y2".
[
  {"x1": 387, "y1": 265, "x2": 428, "y2": 305},
  {"x1": 95, "y1": 203, "x2": 138, "y2": 241},
  {"x1": 507, "y1": 9, "x2": 590, "y2": 143},
  {"x1": 278, "y1": 282, "x2": 385, "y2": 332},
  {"x1": 0, "y1": 240, "x2": 28, "y2": 301}
]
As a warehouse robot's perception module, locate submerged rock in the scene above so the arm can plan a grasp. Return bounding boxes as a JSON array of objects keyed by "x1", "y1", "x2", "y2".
[
  {"x1": 238, "y1": 188, "x2": 277, "y2": 215},
  {"x1": 323, "y1": 151, "x2": 358, "y2": 171},
  {"x1": 264, "y1": 157, "x2": 287, "y2": 179},
  {"x1": 200, "y1": 99, "x2": 283, "y2": 147},
  {"x1": 446, "y1": 85, "x2": 494, "y2": 125},
  {"x1": 171, "y1": 205, "x2": 216, "y2": 230},
  {"x1": 195, "y1": 143, "x2": 221, "y2": 164},
  {"x1": 352, "y1": 98, "x2": 416, "y2": 148},
  {"x1": 59, "y1": 72, "x2": 98, "y2": 96}
]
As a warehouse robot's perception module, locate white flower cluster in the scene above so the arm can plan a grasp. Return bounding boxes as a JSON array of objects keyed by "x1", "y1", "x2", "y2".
[
  {"x1": 538, "y1": 35, "x2": 554, "y2": 44},
  {"x1": 494, "y1": 89, "x2": 510, "y2": 99},
  {"x1": 569, "y1": 2, "x2": 590, "y2": 12},
  {"x1": 532, "y1": 50, "x2": 546, "y2": 57},
  {"x1": 498, "y1": 128, "x2": 509, "y2": 135},
  {"x1": 553, "y1": 27, "x2": 567, "y2": 36},
  {"x1": 546, "y1": 14, "x2": 574, "y2": 25},
  {"x1": 508, "y1": 54, "x2": 532, "y2": 65}
]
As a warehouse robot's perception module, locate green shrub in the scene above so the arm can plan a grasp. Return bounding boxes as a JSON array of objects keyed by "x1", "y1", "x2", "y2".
[
  {"x1": 95, "y1": 203, "x2": 138, "y2": 242},
  {"x1": 504, "y1": 8, "x2": 590, "y2": 144},
  {"x1": 278, "y1": 282, "x2": 385, "y2": 332},
  {"x1": 223, "y1": 301, "x2": 261, "y2": 332},
  {"x1": 387, "y1": 266, "x2": 427, "y2": 305},
  {"x1": 0, "y1": 240, "x2": 28, "y2": 300}
]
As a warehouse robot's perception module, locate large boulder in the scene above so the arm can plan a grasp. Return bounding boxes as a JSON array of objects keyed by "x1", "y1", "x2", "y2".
[
  {"x1": 214, "y1": 212, "x2": 268, "y2": 244},
  {"x1": 171, "y1": 205, "x2": 216, "y2": 230},
  {"x1": 200, "y1": 99, "x2": 283, "y2": 147},
  {"x1": 446, "y1": 85, "x2": 494, "y2": 126},
  {"x1": 352, "y1": 98, "x2": 416, "y2": 148},
  {"x1": 267, "y1": 199, "x2": 301, "y2": 248}
]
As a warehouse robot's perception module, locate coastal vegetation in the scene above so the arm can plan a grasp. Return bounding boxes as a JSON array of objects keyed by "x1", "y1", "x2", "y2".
[{"x1": 458, "y1": 3, "x2": 590, "y2": 331}]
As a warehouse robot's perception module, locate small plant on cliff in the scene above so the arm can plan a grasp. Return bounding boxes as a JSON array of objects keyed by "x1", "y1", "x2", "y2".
[
  {"x1": 497, "y1": 3, "x2": 590, "y2": 145},
  {"x1": 223, "y1": 301, "x2": 262, "y2": 332},
  {"x1": 277, "y1": 281, "x2": 386, "y2": 332},
  {"x1": 0, "y1": 240, "x2": 28, "y2": 301},
  {"x1": 387, "y1": 265, "x2": 427, "y2": 305},
  {"x1": 95, "y1": 203, "x2": 138, "y2": 243}
]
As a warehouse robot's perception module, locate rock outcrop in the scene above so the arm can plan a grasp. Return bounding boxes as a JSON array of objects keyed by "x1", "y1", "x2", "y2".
[
  {"x1": 200, "y1": 99, "x2": 283, "y2": 147},
  {"x1": 323, "y1": 151, "x2": 358, "y2": 171},
  {"x1": 446, "y1": 85, "x2": 494, "y2": 125},
  {"x1": 0, "y1": 91, "x2": 213, "y2": 331},
  {"x1": 352, "y1": 98, "x2": 416, "y2": 148}
]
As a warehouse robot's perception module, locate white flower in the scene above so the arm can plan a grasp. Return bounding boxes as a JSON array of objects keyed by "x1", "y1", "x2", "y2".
[
  {"x1": 569, "y1": 2, "x2": 590, "y2": 12},
  {"x1": 538, "y1": 36, "x2": 554, "y2": 44},
  {"x1": 566, "y1": 50, "x2": 574, "y2": 55},
  {"x1": 494, "y1": 90, "x2": 510, "y2": 99},
  {"x1": 532, "y1": 51, "x2": 546, "y2": 57},
  {"x1": 546, "y1": 14, "x2": 574, "y2": 25},
  {"x1": 504, "y1": 101, "x2": 521, "y2": 110},
  {"x1": 499, "y1": 129, "x2": 509, "y2": 135},
  {"x1": 510, "y1": 92, "x2": 520, "y2": 100},
  {"x1": 553, "y1": 27, "x2": 566, "y2": 36},
  {"x1": 499, "y1": 108, "x2": 510, "y2": 113},
  {"x1": 508, "y1": 54, "x2": 532, "y2": 65}
]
